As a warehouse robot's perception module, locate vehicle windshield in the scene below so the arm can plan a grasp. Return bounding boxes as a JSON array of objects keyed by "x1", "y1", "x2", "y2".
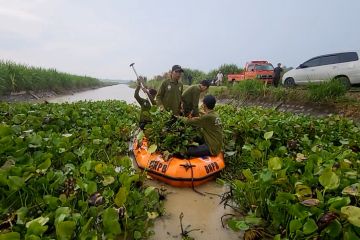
[{"x1": 255, "y1": 65, "x2": 274, "y2": 71}]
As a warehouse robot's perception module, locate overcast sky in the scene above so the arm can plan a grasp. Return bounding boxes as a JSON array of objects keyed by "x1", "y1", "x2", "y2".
[{"x1": 1, "y1": 0, "x2": 359, "y2": 80}]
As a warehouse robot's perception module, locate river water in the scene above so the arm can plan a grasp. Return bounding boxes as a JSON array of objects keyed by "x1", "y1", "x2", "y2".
[
  {"x1": 48, "y1": 84, "x2": 137, "y2": 104},
  {"x1": 49, "y1": 84, "x2": 241, "y2": 240}
]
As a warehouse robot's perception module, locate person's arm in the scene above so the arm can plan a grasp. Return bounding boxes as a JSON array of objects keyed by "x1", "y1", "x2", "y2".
[
  {"x1": 184, "y1": 115, "x2": 207, "y2": 128},
  {"x1": 134, "y1": 85, "x2": 145, "y2": 106},
  {"x1": 191, "y1": 88, "x2": 199, "y2": 116}
]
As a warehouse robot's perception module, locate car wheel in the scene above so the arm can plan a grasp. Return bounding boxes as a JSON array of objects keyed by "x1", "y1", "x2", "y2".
[
  {"x1": 335, "y1": 76, "x2": 351, "y2": 90},
  {"x1": 284, "y1": 77, "x2": 295, "y2": 87}
]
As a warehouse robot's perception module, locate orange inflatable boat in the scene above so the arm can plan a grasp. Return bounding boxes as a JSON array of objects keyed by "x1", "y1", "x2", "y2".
[{"x1": 132, "y1": 137, "x2": 225, "y2": 187}]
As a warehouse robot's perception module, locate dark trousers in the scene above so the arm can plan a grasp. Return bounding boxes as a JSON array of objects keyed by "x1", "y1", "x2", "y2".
[
  {"x1": 139, "y1": 121, "x2": 150, "y2": 130},
  {"x1": 187, "y1": 144, "x2": 211, "y2": 157},
  {"x1": 273, "y1": 77, "x2": 280, "y2": 87}
]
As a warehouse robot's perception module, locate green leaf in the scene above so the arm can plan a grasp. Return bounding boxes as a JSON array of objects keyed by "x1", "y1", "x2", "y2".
[
  {"x1": 273, "y1": 234, "x2": 281, "y2": 240},
  {"x1": 242, "y1": 169, "x2": 254, "y2": 182},
  {"x1": 55, "y1": 207, "x2": 71, "y2": 225},
  {"x1": 250, "y1": 149, "x2": 262, "y2": 159},
  {"x1": 103, "y1": 208, "x2": 121, "y2": 236},
  {"x1": 244, "y1": 216, "x2": 262, "y2": 225},
  {"x1": 260, "y1": 170, "x2": 272, "y2": 182},
  {"x1": 268, "y1": 157, "x2": 282, "y2": 171},
  {"x1": 102, "y1": 176, "x2": 115, "y2": 186},
  {"x1": 37, "y1": 158, "x2": 51, "y2": 173},
  {"x1": 28, "y1": 134, "x2": 42, "y2": 147},
  {"x1": 341, "y1": 206, "x2": 360, "y2": 227},
  {"x1": 8, "y1": 176, "x2": 25, "y2": 191},
  {"x1": 264, "y1": 131, "x2": 273, "y2": 140},
  {"x1": 56, "y1": 221, "x2": 76, "y2": 240},
  {"x1": 323, "y1": 219, "x2": 342, "y2": 238},
  {"x1": 26, "y1": 222, "x2": 48, "y2": 237},
  {"x1": 79, "y1": 217, "x2": 94, "y2": 239},
  {"x1": 137, "y1": 131, "x2": 144, "y2": 141},
  {"x1": 16, "y1": 207, "x2": 28, "y2": 224},
  {"x1": 290, "y1": 219, "x2": 302, "y2": 233},
  {"x1": 114, "y1": 187, "x2": 127, "y2": 207},
  {"x1": 145, "y1": 186, "x2": 156, "y2": 197},
  {"x1": 26, "y1": 216, "x2": 49, "y2": 228},
  {"x1": 95, "y1": 163, "x2": 105, "y2": 174},
  {"x1": 0, "y1": 232, "x2": 20, "y2": 240},
  {"x1": 295, "y1": 182, "x2": 312, "y2": 201},
  {"x1": 303, "y1": 218, "x2": 318, "y2": 234},
  {"x1": 0, "y1": 124, "x2": 12, "y2": 137},
  {"x1": 86, "y1": 181, "x2": 97, "y2": 194},
  {"x1": 319, "y1": 169, "x2": 339, "y2": 190},
  {"x1": 148, "y1": 144, "x2": 157, "y2": 154},
  {"x1": 328, "y1": 196, "x2": 351, "y2": 211},
  {"x1": 44, "y1": 195, "x2": 60, "y2": 210},
  {"x1": 134, "y1": 231, "x2": 142, "y2": 239},
  {"x1": 227, "y1": 219, "x2": 249, "y2": 231}
]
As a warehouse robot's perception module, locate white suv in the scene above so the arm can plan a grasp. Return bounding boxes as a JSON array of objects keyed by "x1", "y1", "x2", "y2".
[{"x1": 282, "y1": 51, "x2": 360, "y2": 88}]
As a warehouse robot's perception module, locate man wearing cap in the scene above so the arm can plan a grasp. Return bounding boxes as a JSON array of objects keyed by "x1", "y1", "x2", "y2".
[
  {"x1": 182, "y1": 79, "x2": 211, "y2": 117},
  {"x1": 182, "y1": 95, "x2": 223, "y2": 157},
  {"x1": 156, "y1": 65, "x2": 184, "y2": 115}
]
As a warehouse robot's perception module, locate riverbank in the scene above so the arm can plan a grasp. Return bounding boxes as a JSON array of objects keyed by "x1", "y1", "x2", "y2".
[
  {"x1": 218, "y1": 97, "x2": 360, "y2": 121},
  {"x1": 0, "y1": 82, "x2": 120, "y2": 103},
  {"x1": 211, "y1": 84, "x2": 360, "y2": 121}
]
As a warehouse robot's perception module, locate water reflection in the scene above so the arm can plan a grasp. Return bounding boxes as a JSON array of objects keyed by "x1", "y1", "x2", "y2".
[{"x1": 48, "y1": 84, "x2": 137, "y2": 104}]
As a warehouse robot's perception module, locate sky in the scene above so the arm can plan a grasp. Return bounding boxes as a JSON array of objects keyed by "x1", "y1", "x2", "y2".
[{"x1": 1, "y1": 0, "x2": 360, "y2": 80}]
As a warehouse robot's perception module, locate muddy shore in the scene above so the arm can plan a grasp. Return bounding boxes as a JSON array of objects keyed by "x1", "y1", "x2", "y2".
[{"x1": 0, "y1": 84, "x2": 116, "y2": 103}]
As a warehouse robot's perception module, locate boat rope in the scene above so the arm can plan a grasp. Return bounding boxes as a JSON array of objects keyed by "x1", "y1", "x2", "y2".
[{"x1": 184, "y1": 159, "x2": 205, "y2": 196}]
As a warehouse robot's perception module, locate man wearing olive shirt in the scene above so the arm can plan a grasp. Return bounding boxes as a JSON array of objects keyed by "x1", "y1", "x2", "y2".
[
  {"x1": 182, "y1": 80, "x2": 211, "y2": 117},
  {"x1": 156, "y1": 65, "x2": 184, "y2": 116},
  {"x1": 182, "y1": 95, "x2": 223, "y2": 157}
]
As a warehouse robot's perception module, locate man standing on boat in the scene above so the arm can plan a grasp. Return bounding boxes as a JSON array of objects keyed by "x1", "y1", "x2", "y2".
[
  {"x1": 156, "y1": 65, "x2": 184, "y2": 116},
  {"x1": 182, "y1": 95, "x2": 223, "y2": 157},
  {"x1": 182, "y1": 79, "x2": 211, "y2": 117}
]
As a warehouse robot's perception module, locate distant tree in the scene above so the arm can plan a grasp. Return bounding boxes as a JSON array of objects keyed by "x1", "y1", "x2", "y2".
[
  {"x1": 206, "y1": 64, "x2": 243, "y2": 81},
  {"x1": 182, "y1": 68, "x2": 207, "y2": 85}
]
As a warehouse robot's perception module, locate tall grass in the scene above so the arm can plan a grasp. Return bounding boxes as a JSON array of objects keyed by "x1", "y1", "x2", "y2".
[
  {"x1": 0, "y1": 60, "x2": 102, "y2": 95},
  {"x1": 230, "y1": 79, "x2": 266, "y2": 98},
  {"x1": 307, "y1": 79, "x2": 347, "y2": 101}
]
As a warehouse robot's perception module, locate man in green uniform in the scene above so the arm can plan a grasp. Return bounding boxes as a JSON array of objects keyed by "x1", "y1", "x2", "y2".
[
  {"x1": 182, "y1": 79, "x2": 211, "y2": 117},
  {"x1": 156, "y1": 65, "x2": 184, "y2": 115},
  {"x1": 183, "y1": 95, "x2": 223, "y2": 157},
  {"x1": 134, "y1": 84, "x2": 157, "y2": 130}
]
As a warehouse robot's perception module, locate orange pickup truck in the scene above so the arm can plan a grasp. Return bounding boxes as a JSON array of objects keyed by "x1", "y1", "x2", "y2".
[{"x1": 228, "y1": 61, "x2": 274, "y2": 83}]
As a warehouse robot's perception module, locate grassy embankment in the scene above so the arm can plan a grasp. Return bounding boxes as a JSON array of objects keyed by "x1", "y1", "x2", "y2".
[
  {"x1": 207, "y1": 79, "x2": 360, "y2": 119},
  {"x1": 0, "y1": 60, "x2": 105, "y2": 96}
]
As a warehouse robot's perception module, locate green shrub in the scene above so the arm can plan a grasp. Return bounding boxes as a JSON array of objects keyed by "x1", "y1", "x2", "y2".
[
  {"x1": 0, "y1": 60, "x2": 102, "y2": 95},
  {"x1": 307, "y1": 79, "x2": 347, "y2": 102},
  {"x1": 231, "y1": 79, "x2": 266, "y2": 98}
]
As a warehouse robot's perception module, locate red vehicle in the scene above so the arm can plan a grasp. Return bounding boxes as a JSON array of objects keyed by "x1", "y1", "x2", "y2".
[{"x1": 228, "y1": 61, "x2": 274, "y2": 83}]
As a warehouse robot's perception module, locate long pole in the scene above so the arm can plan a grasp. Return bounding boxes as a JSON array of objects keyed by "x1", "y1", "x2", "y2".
[{"x1": 129, "y1": 63, "x2": 153, "y2": 105}]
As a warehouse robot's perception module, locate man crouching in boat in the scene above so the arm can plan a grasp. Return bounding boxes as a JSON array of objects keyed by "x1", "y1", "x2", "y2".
[
  {"x1": 181, "y1": 95, "x2": 223, "y2": 157},
  {"x1": 134, "y1": 81, "x2": 157, "y2": 130}
]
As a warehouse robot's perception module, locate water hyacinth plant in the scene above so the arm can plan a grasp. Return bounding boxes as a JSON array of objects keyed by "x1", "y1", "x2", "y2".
[{"x1": 0, "y1": 101, "x2": 163, "y2": 239}]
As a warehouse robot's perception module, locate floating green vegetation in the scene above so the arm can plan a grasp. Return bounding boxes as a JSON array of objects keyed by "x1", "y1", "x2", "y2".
[
  {"x1": 218, "y1": 105, "x2": 360, "y2": 239},
  {"x1": 0, "y1": 100, "x2": 163, "y2": 239}
]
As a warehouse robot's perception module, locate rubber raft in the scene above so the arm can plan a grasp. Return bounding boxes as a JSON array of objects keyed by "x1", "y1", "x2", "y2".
[{"x1": 132, "y1": 137, "x2": 225, "y2": 187}]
